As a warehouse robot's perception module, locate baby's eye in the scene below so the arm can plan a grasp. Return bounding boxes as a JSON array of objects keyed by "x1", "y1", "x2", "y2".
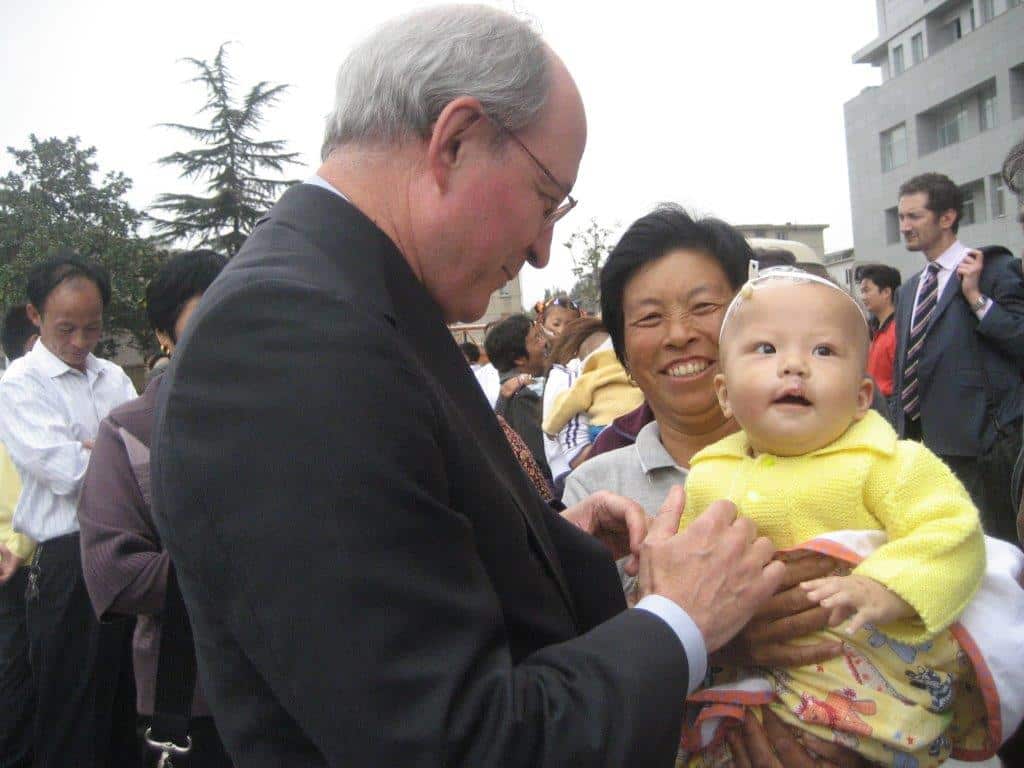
[
  {"x1": 812, "y1": 344, "x2": 834, "y2": 357},
  {"x1": 754, "y1": 342, "x2": 776, "y2": 354}
]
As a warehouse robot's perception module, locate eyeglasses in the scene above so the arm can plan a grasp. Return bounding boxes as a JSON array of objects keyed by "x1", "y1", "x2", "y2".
[{"x1": 485, "y1": 114, "x2": 578, "y2": 228}]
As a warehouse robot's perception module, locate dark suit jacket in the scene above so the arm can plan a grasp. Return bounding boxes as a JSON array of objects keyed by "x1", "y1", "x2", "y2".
[
  {"x1": 151, "y1": 184, "x2": 689, "y2": 767},
  {"x1": 893, "y1": 246, "x2": 1024, "y2": 456}
]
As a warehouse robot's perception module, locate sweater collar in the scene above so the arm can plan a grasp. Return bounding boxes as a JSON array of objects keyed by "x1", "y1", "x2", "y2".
[{"x1": 692, "y1": 409, "x2": 897, "y2": 465}]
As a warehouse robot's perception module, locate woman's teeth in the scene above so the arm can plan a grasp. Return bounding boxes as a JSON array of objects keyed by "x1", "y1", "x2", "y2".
[{"x1": 667, "y1": 360, "x2": 709, "y2": 377}]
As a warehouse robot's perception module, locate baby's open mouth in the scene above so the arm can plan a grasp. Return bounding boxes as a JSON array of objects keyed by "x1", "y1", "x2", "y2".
[{"x1": 774, "y1": 394, "x2": 811, "y2": 406}]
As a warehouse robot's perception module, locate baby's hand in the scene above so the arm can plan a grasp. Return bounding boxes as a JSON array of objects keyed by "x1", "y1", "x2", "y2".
[{"x1": 801, "y1": 574, "x2": 914, "y2": 636}]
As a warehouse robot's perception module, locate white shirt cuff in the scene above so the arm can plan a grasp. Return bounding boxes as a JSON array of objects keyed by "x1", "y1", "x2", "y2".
[{"x1": 634, "y1": 594, "x2": 708, "y2": 694}]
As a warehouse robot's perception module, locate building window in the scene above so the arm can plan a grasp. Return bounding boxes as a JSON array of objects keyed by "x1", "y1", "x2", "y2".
[
  {"x1": 991, "y1": 174, "x2": 1007, "y2": 218},
  {"x1": 911, "y1": 33, "x2": 924, "y2": 65},
  {"x1": 885, "y1": 208, "x2": 900, "y2": 245},
  {"x1": 961, "y1": 186, "x2": 977, "y2": 227},
  {"x1": 936, "y1": 102, "x2": 967, "y2": 148},
  {"x1": 880, "y1": 123, "x2": 908, "y2": 171},
  {"x1": 979, "y1": 87, "x2": 998, "y2": 132},
  {"x1": 945, "y1": 17, "x2": 963, "y2": 41},
  {"x1": 969, "y1": 5, "x2": 976, "y2": 30},
  {"x1": 1010, "y1": 0, "x2": 1021, "y2": 9},
  {"x1": 892, "y1": 45, "x2": 905, "y2": 75},
  {"x1": 980, "y1": 0, "x2": 995, "y2": 23}
]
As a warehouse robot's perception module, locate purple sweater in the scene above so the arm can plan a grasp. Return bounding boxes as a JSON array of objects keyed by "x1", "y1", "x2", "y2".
[{"x1": 78, "y1": 374, "x2": 209, "y2": 717}]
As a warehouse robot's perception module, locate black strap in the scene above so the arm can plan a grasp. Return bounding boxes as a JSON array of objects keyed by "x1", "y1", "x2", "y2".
[{"x1": 147, "y1": 564, "x2": 197, "y2": 752}]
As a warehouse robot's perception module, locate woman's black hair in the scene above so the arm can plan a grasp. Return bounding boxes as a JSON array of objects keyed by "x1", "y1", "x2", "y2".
[
  {"x1": 2, "y1": 305, "x2": 36, "y2": 361},
  {"x1": 599, "y1": 204, "x2": 753, "y2": 366},
  {"x1": 484, "y1": 314, "x2": 532, "y2": 373},
  {"x1": 145, "y1": 250, "x2": 228, "y2": 341},
  {"x1": 26, "y1": 252, "x2": 112, "y2": 313}
]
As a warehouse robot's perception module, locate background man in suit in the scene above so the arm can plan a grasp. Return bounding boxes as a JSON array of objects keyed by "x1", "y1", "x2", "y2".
[
  {"x1": 152, "y1": 6, "x2": 851, "y2": 766},
  {"x1": 893, "y1": 172, "x2": 1024, "y2": 540}
]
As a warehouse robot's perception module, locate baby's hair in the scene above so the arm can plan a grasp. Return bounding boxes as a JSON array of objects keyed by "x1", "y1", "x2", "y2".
[{"x1": 720, "y1": 265, "x2": 871, "y2": 369}]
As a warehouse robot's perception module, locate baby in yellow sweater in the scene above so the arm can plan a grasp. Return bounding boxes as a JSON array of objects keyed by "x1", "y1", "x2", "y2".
[{"x1": 679, "y1": 267, "x2": 987, "y2": 767}]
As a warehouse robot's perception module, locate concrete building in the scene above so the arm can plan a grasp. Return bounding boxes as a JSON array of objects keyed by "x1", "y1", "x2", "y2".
[
  {"x1": 735, "y1": 223, "x2": 829, "y2": 259},
  {"x1": 449, "y1": 275, "x2": 524, "y2": 346},
  {"x1": 845, "y1": 0, "x2": 1024, "y2": 279}
]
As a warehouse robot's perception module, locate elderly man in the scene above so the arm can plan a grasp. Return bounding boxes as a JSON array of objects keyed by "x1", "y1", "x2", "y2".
[{"x1": 152, "y1": 7, "x2": 845, "y2": 766}]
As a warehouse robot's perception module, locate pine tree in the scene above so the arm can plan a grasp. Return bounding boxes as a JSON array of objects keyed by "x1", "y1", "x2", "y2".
[{"x1": 150, "y1": 43, "x2": 301, "y2": 256}]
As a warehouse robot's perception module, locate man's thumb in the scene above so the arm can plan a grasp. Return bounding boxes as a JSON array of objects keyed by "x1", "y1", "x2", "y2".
[{"x1": 647, "y1": 484, "x2": 686, "y2": 542}]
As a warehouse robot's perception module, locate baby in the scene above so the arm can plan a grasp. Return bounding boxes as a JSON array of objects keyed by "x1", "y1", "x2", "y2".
[{"x1": 679, "y1": 267, "x2": 987, "y2": 767}]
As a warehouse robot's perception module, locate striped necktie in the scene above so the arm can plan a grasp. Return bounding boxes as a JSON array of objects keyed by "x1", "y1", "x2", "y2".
[{"x1": 901, "y1": 262, "x2": 941, "y2": 421}]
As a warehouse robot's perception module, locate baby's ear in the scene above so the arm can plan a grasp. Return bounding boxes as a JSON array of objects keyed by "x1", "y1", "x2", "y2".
[
  {"x1": 714, "y1": 373, "x2": 733, "y2": 418},
  {"x1": 854, "y1": 376, "x2": 874, "y2": 419}
]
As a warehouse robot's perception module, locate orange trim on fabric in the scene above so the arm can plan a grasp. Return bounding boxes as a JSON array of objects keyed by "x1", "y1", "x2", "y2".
[{"x1": 948, "y1": 622, "x2": 1001, "y2": 760}]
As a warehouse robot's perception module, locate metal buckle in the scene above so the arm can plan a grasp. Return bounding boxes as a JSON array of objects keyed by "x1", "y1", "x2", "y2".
[{"x1": 144, "y1": 727, "x2": 192, "y2": 767}]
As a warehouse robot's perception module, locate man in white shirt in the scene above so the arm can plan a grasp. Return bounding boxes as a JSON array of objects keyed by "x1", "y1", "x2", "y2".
[
  {"x1": 0, "y1": 255, "x2": 137, "y2": 767},
  {"x1": 893, "y1": 172, "x2": 1024, "y2": 541}
]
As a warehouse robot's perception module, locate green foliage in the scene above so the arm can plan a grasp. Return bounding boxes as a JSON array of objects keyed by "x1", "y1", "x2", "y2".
[
  {"x1": 564, "y1": 219, "x2": 615, "y2": 315},
  {"x1": 150, "y1": 43, "x2": 301, "y2": 256},
  {"x1": 0, "y1": 135, "x2": 162, "y2": 355}
]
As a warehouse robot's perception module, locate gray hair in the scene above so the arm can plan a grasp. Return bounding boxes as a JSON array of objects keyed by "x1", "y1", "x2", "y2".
[{"x1": 321, "y1": 4, "x2": 550, "y2": 159}]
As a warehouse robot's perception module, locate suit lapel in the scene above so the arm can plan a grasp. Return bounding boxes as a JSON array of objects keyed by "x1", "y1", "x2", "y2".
[
  {"x1": 328, "y1": 208, "x2": 579, "y2": 623},
  {"x1": 895, "y1": 274, "x2": 919, "y2": 377},
  {"x1": 927, "y1": 269, "x2": 962, "y2": 333}
]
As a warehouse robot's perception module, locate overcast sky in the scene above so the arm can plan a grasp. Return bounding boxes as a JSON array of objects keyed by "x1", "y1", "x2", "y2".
[{"x1": 2, "y1": 0, "x2": 880, "y2": 308}]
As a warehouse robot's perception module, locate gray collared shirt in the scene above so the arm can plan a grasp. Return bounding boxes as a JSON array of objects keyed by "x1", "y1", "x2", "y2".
[
  {"x1": 563, "y1": 420, "x2": 687, "y2": 516},
  {"x1": 563, "y1": 421, "x2": 706, "y2": 691}
]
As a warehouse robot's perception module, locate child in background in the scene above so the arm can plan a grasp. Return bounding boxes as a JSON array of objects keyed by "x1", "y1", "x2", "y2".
[
  {"x1": 543, "y1": 332, "x2": 644, "y2": 446},
  {"x1": 534, "y1": 295, "x2": 583, "y2": 341},
  {"x1": 542, "y1": 317, "x2": 607, "y2": 492},
  {"x1": 678, "y1": 267, "x2": 1000, "y2": 767}
]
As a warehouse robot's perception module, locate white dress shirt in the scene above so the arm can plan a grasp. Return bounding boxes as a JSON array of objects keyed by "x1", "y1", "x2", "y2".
[
  {"x1": 911, "y1": 240, "x2": 992, "y2": 321},
  {"x1": 0, "y1": 340, "x2": 137, "y2": 542}
]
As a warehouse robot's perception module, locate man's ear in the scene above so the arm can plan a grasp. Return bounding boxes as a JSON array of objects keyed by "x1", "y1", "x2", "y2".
[
  {"x1": 938, "y1": 208, "x2": 959, "y2": 232},
  {"x1": 425, "y1": 96, "x2": 488, "y2": 192},
  {"x1": 513, "y1": 354, "x2": 528, "y2": 369},
  {"x1": 26, "y1": 303, "x2": 41, "y2": 330},
  {"x1": 854, "y1": 376, "x2": 875, "y2": 420},
  {"x1": 714, "y1": 373, "x2": 733, "y2": 418}
]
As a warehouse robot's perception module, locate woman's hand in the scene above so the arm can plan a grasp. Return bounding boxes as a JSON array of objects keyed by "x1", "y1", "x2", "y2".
[
  {"x1": 712, "y1": 550, "x2": 845, "y2": 667},
  {"x1": 561, "y1": 490, "x2": 648, "y2": 574},
  {"x1": 726, "y1": 708, "x2": 867, "y2": 767}
]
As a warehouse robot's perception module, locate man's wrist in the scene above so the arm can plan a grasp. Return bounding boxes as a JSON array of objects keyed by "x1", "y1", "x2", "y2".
[{"x1": 635, "y1": 594, "x2": 708, "y2": 693}]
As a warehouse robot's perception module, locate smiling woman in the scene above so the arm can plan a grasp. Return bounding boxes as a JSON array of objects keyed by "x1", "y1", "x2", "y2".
[{"x1": 563, "y1": 204, "x2": 751, "y2": 514}]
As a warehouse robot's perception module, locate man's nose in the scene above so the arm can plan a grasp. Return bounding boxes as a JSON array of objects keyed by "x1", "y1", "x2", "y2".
[{"x1": 528, "y1": 226, "x2": 555, "y2": 269}]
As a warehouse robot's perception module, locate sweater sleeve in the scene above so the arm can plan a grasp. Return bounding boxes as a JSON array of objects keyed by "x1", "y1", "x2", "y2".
[
  {"x1": 855, "y1": 442, "x2": 986, "y2": 645},
  {"x1": 543, "y1": 373, "x2": 597, "y2": 436}
]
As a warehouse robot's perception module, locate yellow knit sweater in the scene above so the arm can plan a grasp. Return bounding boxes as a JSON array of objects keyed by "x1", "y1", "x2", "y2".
[
  {"x1": 543, "y1": 349, "x2": 644, "y2": 435},
  {"x1": 0, "y1": 443, "x2": 35, "y2": 562},
  {"x1": 681, "y1": 410, "x2": 985, "y2": 645}
]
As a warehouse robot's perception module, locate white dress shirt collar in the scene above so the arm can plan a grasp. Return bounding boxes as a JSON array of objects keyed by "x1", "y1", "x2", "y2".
[
  {"x1": 305, "y1": 174, "x2": 350, "y2": 202},
  {"x1": 930, "y1": 239, "x2": 969, "y2": 274},
  {"x1": 29, "y1": 338, "x2": 104, "y2": 381}
]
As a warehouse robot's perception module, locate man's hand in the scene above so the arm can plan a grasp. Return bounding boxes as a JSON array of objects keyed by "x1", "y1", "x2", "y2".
[
  {"x1": 713, "y1": 551, "x2": 844, "y2": 667},
  {"x1": 499, "y1": 374, "x2": 532, "y2": 400},
  {"x1": 0, "y1": 544, "x2": 23, "y2": 585},
  {"x1": 561, "y1": 491, "x2": 648, "y2": 575},
  {"x1": 637, "y1": 486, "x2": 784, "y2": 653},
  {"x1": 803, "y1": 573, "x2": 914, "y2": 635},
  {"x1": 957, "y1": 248, "x2": 984, "y2": 305}
]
